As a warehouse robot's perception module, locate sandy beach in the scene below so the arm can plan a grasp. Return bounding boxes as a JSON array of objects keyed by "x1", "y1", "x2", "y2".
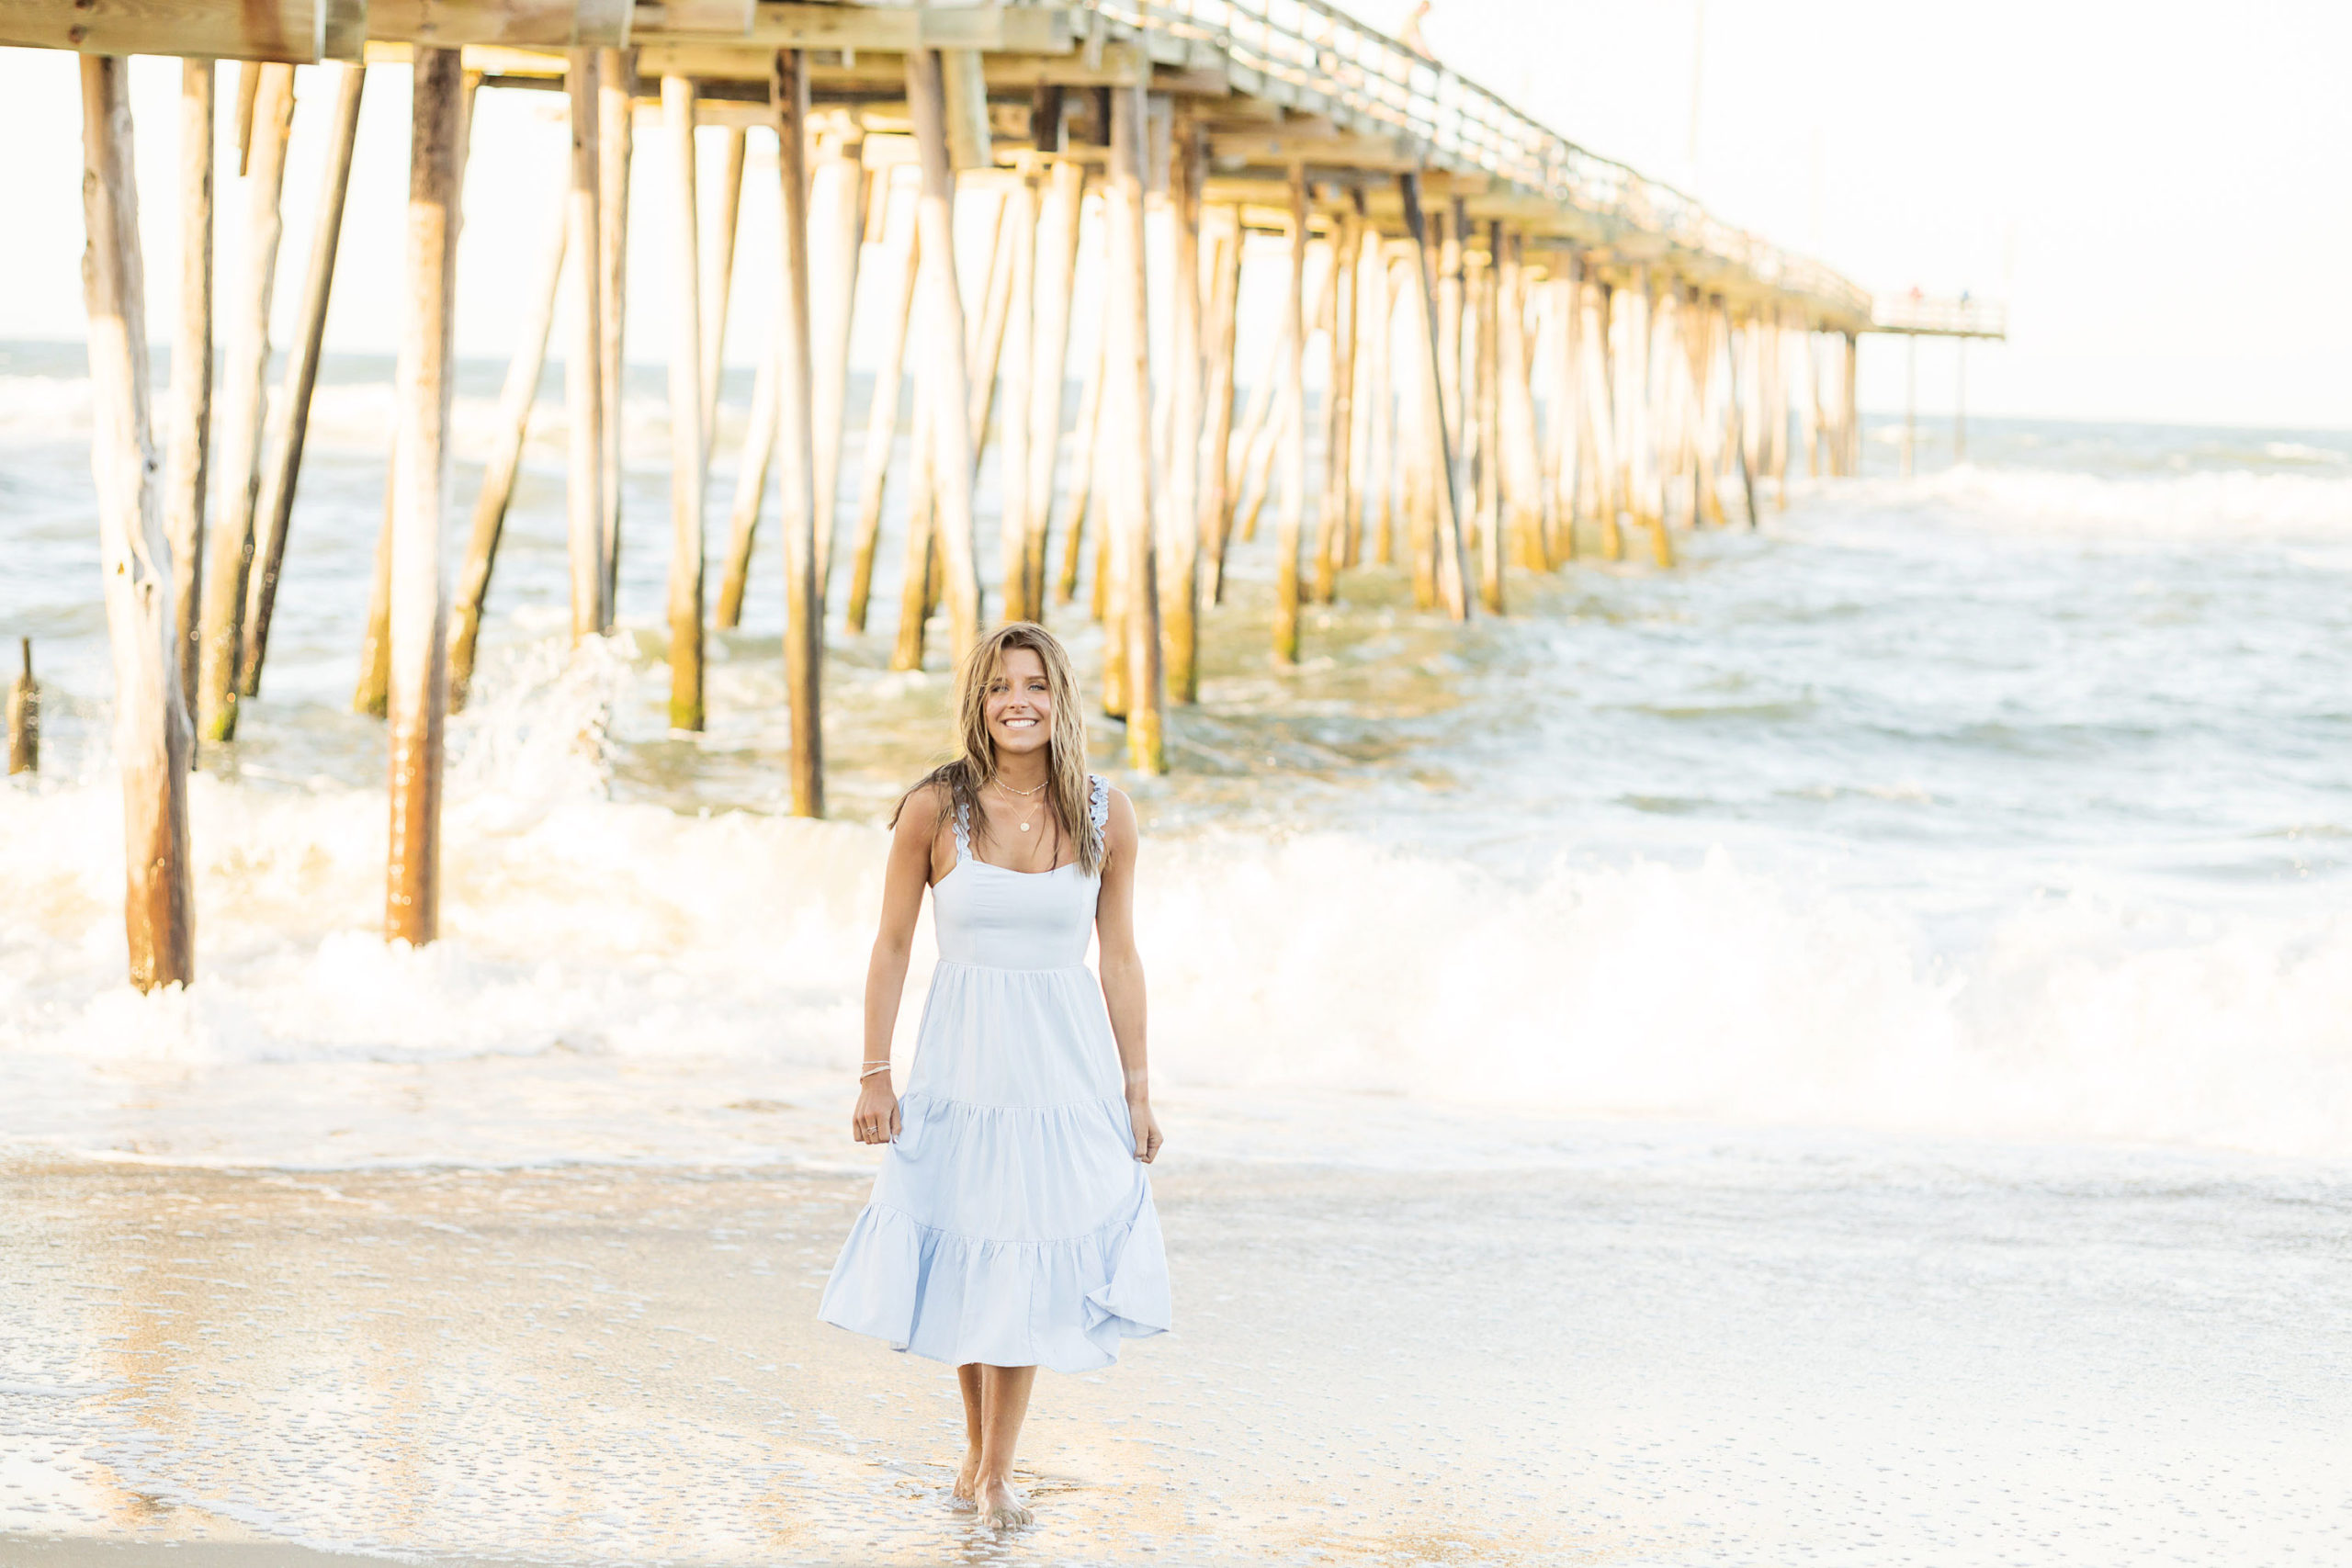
[{"x1": 6, "y1": 1119, "x2": 2346, "y2": 1566}]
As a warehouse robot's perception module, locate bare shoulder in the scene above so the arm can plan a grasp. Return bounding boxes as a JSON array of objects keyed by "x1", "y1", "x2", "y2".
[
  {"x1": 894, "y1": 779, "x2": 950, "y2": 841},
  {"x1": 1102, "y1": 784, "x2": 1140, "y2": 852}
]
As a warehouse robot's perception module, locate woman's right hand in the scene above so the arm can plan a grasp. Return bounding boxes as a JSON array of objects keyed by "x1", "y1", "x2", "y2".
[{"x1": 852, "y1": 1075, "x2": 901, "y2": 1145}]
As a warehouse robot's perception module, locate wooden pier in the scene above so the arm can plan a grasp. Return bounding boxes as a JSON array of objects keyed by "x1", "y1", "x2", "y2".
[
  {"x1": 1866, "y1": 293, "x2": 2007, "y2": 472},
  {"x1": 10, "y1": 0, "x2": 1888, "y2": 988}
]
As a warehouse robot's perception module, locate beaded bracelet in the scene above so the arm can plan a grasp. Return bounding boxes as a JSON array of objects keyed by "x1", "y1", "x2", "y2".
[{"x1": 859, "y1": 1061, "x2": 893, "y2": 1079}]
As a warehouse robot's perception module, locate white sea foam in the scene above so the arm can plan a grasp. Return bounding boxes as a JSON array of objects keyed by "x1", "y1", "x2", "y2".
[
  {"x1": 1807, "y1": 463, "x2": 2352, "y2": 543},
  {"x1": 5, "y1": 642, "x2": 2346, "y2": 1166}
]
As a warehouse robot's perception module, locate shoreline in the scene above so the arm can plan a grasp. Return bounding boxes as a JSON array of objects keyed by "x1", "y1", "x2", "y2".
[{"x1": 4, "y1": 1138, "x2": 2343, "y2": 1565}]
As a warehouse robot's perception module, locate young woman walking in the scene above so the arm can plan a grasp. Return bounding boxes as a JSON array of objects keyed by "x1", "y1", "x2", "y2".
[{"x1": 819, "y1": 622, "x2": 1170, "y2": 1529}]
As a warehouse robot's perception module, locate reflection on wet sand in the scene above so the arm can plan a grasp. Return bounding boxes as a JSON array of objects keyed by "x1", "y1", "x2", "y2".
[{"x1": 6, "y1": 1138, "x2": 2347, "y2": 1566}]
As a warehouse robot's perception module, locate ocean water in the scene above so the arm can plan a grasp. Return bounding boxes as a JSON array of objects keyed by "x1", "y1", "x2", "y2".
[
  {"x1": 3, "y1": 342, "x2": 2350, "y2": 1564},
  {"x1": 4, "y1": 338, "x2": 2349, "y2": 1166}
]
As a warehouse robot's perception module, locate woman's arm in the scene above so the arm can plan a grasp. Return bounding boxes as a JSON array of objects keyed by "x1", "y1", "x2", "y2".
[
  {"x1": 852, "y1": 785, "x2": 944, "y2": 1144},
  {"x1": 1094, "y1": 787, "x2": 1162, "y2": 1163}
]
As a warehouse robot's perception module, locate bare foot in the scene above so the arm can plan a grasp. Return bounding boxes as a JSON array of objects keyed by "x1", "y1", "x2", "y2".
[
  {"x1": 974, "y1": 1474, "x2": 1033, "y2": 1529},
  {"x1": 949, "y1": 1449, "x2": 981, "y2": 1511}
]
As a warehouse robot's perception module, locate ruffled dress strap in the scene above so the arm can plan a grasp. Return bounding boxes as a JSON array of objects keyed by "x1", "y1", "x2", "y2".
[
  {"x1": 1087, "y1": 773, "x2": 1110, "y2": 861},
  {"x1": 951, "y1": 794, "x2": 972, "y2": 865}
]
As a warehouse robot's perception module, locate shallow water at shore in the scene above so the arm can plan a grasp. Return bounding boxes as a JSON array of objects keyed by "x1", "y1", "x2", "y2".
[{"x1": 4, "y1": 1138, "x2": 2346, "y2": 1567}]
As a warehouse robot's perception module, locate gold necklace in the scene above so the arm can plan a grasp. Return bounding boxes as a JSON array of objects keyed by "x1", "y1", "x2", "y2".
[{"x1": 994, "y1": 779, "x2": 1046, "y2": 831}]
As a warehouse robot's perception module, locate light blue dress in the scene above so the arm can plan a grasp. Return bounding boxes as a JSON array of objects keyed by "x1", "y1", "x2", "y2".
[{"x1": 818, "y1": 775, "x2": 1171, "y2": 1373}]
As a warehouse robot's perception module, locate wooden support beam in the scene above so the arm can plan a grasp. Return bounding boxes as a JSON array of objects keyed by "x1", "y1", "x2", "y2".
[
  {"x1": 565, "y1": 49, "x2": 611, "y2": 637},
  {"x1": 1498, "y1": 230, "x2": 1545, "y2": 574},
  {"x1": 596, "y1": 46, "x2": 632, "y2": 612},
  {"x1": 1161, "y1": 118, "x2": 1204, "y2": 700},
  {"x1": 1727, "y1": 308, "x2": 1760, "y2": 526},
  {"x1": 643, "y1": 3, "x2": 1075, "y2": 53},
  {"x1": 196, "y1": 62, "x2": 294, "y2": 743},
  {"x1": 1343, "y1": 220, "x2": 1380, "y2": 570},
  {"x1": 1768, "y1": 308, "x2": 1791, "y2": 503},
  {"x1": 1659, "y1": 284, "x2": 1693, "y2": 533},
  {"x1": 385, "y1": 45, "x2": 464, "y2": 948},
  {"x1": 890, "y1": 375, "x2": 940, "y2": 671},
  {"x1": 243, "y1": 61, "x2": 366, "y2": 700},
  {"x1": 1023, "y1": 156, "x2": 1086, "y2": 622},
  {"x1": 1054, "y1": 288, "x2": 1107, "y2": 608},
  {"x1": 353, "y1": 439, "x2": 396, "y2": 715},
  {"x1": 941, "y1": 48, "x2": 993, "y2": 170},
  {"x1": 893, "y1": 180, "x2": 1004, "y2": 664},
  {"x1": 1842, "y1": 330, "x2": 1860, "y2": 477},
  {"x1": 1315, "y1": 208, "x2": 1357, "y2": 603},
  {"x1": 6, "y1": 639, "x2": 34, "y2": 776},
  {"x1": 6, "y1": 0, "x2": 354, "y2": 62},
  {"x1": 1436, "y1": 198, "x2": 1464, "y2": 462},
  {"x1": 1373, "y1": 249, "x2": 1406, "y2": 568},
  {"x1": 996, "y1": 172, "x2": 1038, "y2": 623},
  {"x1": 1472, "y1": 220, "x2": 1503, "y2": 612},
  {"x1": 360, "y1": 68, "x2": 478, "y2": 721},
  {"x1": 451, "y1": 195, "x2": 567, "y2": 711},
  {"x1": 165, "y1": 62, "x2": 213, "y2": 728},
  {"x1": 965, "y1": 186, "x2": 1018, "y2": 465},
  {"x1": 713, "y1": 316, "x2": 776, "y2": 627},
  {"x1": 1227, "y1": 337, "x2": 1282, "y2": 549},
  {"x1": 699, "y1": 124, "x2": 747, "y2": 456},
  {"x1": 1581, "y1": 277, "x2": 1621, "y2": 559},
  {"x1": 1194, "y1": 202, "x2": 1242, "y2": 608},
  {"x1": 79, "y1": 54, "x2": 195, "y2": 990},
  {"x1": 1272, "y1": 164, "x2": 1307, "y2": 665},
  {"x1": 370, "y1": 0, "x2": 633, "y2": 49},
  {"x1": 775, "y1": 49, "x2": 824, "y2": 816},
  {"x1": 1636, "y1": 270, "x2": 1674, "y2": 567},
  {"x1": 1397, "y1": 258, "x2": 1434, "y2": 604},
  {"x1": 808, "y1": 130, "x2": 864, "y2": 607},
  {"x1": 1105, "y1": 81, "x2": 1163, "y2": 772},
  {"x1": 1690, "y1": 288, "x2": 1727, "y2": 526},
  {"x1": 905, "y1": 48, "x2": 983, "y2": 660},
  {"x1": 662, "y1": 74, "x2": 707, "y2": 731},
  {"x1": 1398, "y1": 171, "x2": 1469, "y2": 621},
  {"x1": 844, "y1": 168, "x2": 918, "y2": 634},
  {"x1": 1537, "y1": 270, "x2": 1575, "y2": 562},
  {"x1": 1675, "y1": 288, "x2": 1715, "y2": 528}
]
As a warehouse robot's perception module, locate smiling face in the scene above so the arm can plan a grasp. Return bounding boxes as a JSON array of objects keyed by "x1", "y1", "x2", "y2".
[{"x1": 983, "y1": 647, "x2": 1054, "y2": 763}]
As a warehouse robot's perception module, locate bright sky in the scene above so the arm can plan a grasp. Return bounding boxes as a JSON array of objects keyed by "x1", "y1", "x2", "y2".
[{"x1": 1, "y1": 2, "x2": 2345, "y2": 429}]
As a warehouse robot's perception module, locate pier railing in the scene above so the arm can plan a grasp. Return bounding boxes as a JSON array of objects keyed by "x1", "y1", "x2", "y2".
[
  {"x1": 1869, "y1": 295, "x2": 2007, "y2": 338},
  {"x1": 1081, "y1": 0, "x2": 1871, "y2": 322}
]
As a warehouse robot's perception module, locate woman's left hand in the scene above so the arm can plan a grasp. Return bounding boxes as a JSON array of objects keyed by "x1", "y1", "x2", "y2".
[{"x1": 1128, "y1": 1095, "x2": 1163, "y2": 1164}]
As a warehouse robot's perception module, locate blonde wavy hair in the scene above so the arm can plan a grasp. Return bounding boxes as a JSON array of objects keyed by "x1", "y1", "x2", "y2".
[{"x1": 895, "y1": 623, "x2": 1100, "y2": 874}]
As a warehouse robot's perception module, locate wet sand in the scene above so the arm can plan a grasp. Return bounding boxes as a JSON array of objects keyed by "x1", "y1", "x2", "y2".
[{"x1": 3, "y1": 1137, "x2": 2346, "y2": 1565}]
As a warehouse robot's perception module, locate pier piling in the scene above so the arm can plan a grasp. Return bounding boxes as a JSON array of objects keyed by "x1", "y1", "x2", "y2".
[
  {"x1": 243, "y1": 61, "x2": 365, "y2": 702},
  {"x1": 1105, "y1": 81, "x2": 1164, "y2": 772},
  {"x1": 775, "y1": 50, "x2": 824, "y2": 818},
  {"x1": 8, "y1": 639, "x2": 36, "y2": 776},
  {"x1": 165, "y1": 61, "x2": 212, "y2": 737},
  {"x1": 384, "y1": 45, "x2": 462, "y2": 949},
  {"x1": 79, "y1": 53, "x2": 195, "y2": 990},
  {"x1": 196, "y1": 61, "x2": 293, "y2": 743},
  {"x1": 450, "y1": 195, "x2": 567, "y2": 712},
  {"x1": 662, "y1": 74, "x2": 707, "y2": 733},
  {"x1": 565, "y1": 49, "x2": 609, "y2": 639}
]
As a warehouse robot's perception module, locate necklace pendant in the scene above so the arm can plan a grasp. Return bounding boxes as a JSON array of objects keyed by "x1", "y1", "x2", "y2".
[{"x1": 1020, "y1": 822, "x2": 1032, "y2": 831}]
